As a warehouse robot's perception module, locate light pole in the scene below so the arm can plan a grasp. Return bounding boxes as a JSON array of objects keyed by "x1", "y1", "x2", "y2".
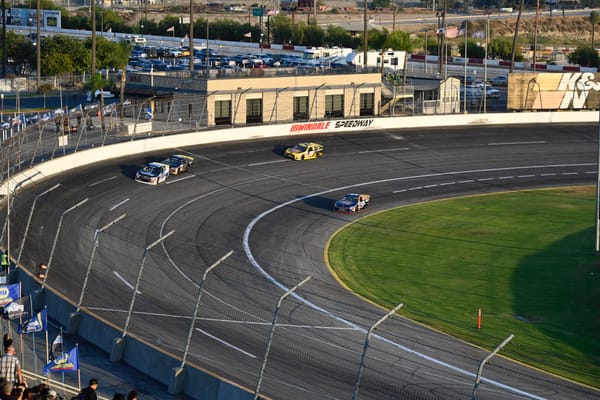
[
  {"x1": 472, "y1": 334, "x2": 514, "y2": 399},
  {"x1": 352, "y1": 303, "x2": 404, "y2": 400},
  {"x1": 43, "y1": 198, "x2": 89, "y2": 289},
  {"x1": 122, "y1": 229, "x2": 175, "y2": 337},
  {"x1": 141, "y1": 23, "x2": 144, "y2": 37},
  {"x1": 77, "y1": 214, "x2": 126, "y2": 312},
  {"x1": 16, "y1": 184, "x2": 61, "y2": 267},
  {"x1": 254, "y1": 276, "x2": 311, "y2": 400},
  {"x1": 1, "y1": 93, "x2": 4, "y2": 124},
  {"x1": 180, "y1": 250, "x2": 233, "y2": 367}
]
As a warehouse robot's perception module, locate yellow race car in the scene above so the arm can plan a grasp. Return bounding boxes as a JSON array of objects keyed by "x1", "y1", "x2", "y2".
[{"x1": 284, "y1": 142, "x2": 324, "y2": 161}]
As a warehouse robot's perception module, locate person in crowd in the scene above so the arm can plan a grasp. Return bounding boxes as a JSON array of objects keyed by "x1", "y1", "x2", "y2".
[
  {"x1": 0, "y1": 346, "x2": 23, "y2": 387},
  {"x1": 0, "y1": 380, "x2": 12, "y2": 400},
  {"x1": 2, "y1": 336, "x2": 12, "y2": 354},
  {"x1": 9, "y1": 385, "x2": 23, "y2": 400},
  {"x1": 20, "y1": 388, "x2": 34, "y2": 400},
  {"x1": 45, "y1": 390, "x2": 57, "y2": 400},
  {"x1": 77, "y1": 379, "x2": 98, "y2": 400},
  {"x1": 126, "y1": 391, "x2": 137, "y2": 400}
]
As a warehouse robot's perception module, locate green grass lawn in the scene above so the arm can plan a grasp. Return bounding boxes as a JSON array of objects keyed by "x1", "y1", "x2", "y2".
[{"x1": 327, "y1": 186, "x2": 600, "y2": 388}]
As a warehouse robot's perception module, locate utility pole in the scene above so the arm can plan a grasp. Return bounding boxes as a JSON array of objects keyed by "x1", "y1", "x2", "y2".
[
  {"x1": 91, "y1": 0, "x2": 96, "y2": 77},
  {"x1": 36, "y1": 0, "x2": 41, "y2": 89},
  {"x1": 363, "y1": 0, "x2": 368, "y2": 67},
  {"x1": 1, "y1": 0, "x2": 6, "y2": 78},
  {"x1": 188, "y1": 0, "x2": 194, "y2": 72}
]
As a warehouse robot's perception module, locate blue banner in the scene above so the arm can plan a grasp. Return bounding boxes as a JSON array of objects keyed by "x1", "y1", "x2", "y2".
[
  {"x1": 0, "y1": 284, "x2": 20, "y2": 307},
  {"x1": 44, "y1": 345, "x2": 79, "y2": 374},
  {"x1": 18, "y1": 308, "x2": 47, "y2": 334}
]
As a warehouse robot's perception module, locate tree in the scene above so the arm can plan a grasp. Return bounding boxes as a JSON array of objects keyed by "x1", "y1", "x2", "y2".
[
  {"x1": 91, "y1": 37, "x2": 130, "y2": 70},
  {"x1": 303, "y1": 22, "x2": 325, "y2": 46},
  {"x1": 292, "y1": 22, "x2": 307, "y2": 46},
  {"x1": 326, "y1": 26, "x2": 357, "y2": 48},
  {"x1": 41, "y1": 35, "x2": 90, "y2": 76},
  {"x1": 384, "y1": 31, "x2": 413, "y2": 52},
  {"x1": 590, "y1": 11, "x2": 599, "y2": 49},
  {"x1": 2, "y1": 31, "x2": 35, "y2": 75},
  {"x1": 367, "y1": 29, "x2": 387, "y2": 51},
  {"x1": 156, "y1": 15, "x2": 180, "y2": 38},
  {"x1": 372, "y1": 0, "x2": 390, "y2": 8},
  {"x1": 489, "y1": 37, "x2": 515, "y2": 60},
  {"x1": 271, "y1": 15, "x2": 294, "y2": 44},
  {"x1": 458, "y1": 40, "x2": 485, "y2": 59},
  {"x1": 568, "y1": 45, "x2": 600, "y2": 68}
]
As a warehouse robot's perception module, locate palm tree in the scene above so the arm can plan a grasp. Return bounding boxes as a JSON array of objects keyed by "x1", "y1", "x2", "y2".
[{"x1": 590, "y1": 11, "x2": 599, "y2": 49}]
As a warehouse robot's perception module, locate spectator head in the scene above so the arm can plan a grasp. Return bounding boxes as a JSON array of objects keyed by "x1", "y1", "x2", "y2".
[
  {"x1": 126, "y1": 391, "x2": 138, "y2": 400},
  {"x1": 88, "y1": 379, "x2": 98, "y2": 388},
  {"x1": 6, "y1": 345, "x2": 16, "y2": 354},
  {"x1": 2, "y1": 381, "x2": 12, "y2": 395},
  {"x1": 47, "y1": 390, "x2": 57, "y2": 399},
  {"x1": 10, "y1": 386, "x2": 23, "y2": 400}
]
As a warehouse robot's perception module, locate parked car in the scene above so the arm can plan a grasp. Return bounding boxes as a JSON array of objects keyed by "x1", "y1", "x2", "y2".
[
  {"x1": 490, "y1": 75, "x2": 508, "y2": 86},
  {"x1": 93, "y1": 89, "x2": 115, "y2": 99},
  {"x1": 485, "y1": 86, "x2": 501, "y2": 99}
]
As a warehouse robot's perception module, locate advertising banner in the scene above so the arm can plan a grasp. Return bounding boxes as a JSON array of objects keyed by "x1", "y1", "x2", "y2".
[
  {"x1": 1, "y1": 8, "x2": 61, "y2": 29},
  {"x1": 508, "y1": 72, "x2": 600, "y2": 111}
]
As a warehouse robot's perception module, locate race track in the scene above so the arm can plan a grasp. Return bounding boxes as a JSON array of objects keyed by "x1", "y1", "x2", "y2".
[{"x1": 9, "y1": 124, "x2": 600, "y2": 400}]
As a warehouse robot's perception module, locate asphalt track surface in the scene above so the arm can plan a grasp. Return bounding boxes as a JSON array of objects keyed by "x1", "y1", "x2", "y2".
[{"x1": 9, "y1": 124, "x2": 600, "y2": 400}]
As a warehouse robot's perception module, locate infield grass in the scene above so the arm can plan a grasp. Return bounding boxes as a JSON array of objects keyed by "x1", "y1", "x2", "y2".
[{"x1": 327, "y1": 186, "x2": 600, "y2": 388}]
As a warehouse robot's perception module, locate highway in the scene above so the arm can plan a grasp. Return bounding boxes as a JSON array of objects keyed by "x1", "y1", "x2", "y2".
[{"x1": 7, "y1": 124, "x2": 600, "y2": 399}]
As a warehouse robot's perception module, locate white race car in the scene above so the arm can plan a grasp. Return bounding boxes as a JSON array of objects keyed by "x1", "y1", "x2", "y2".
[{"x1": 134, "y1": 162, "x2": 169, "y2": 185}]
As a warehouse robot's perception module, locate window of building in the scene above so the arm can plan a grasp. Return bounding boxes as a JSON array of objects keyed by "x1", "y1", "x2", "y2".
[
  {"x1": 359, "y1": 93, "x2": 375, "y2": 116},
  {"x1": 293, "y1": 96, "x2": 309, "y2": 121},
  {"x1": 214, "y1": 100, "x2": 231, "y2": 125},
  {"x1": 246, "y1": 98, "x2": 263, "y2": 124},
  {"x1": 325, "y1": 94, "x2": 344, "y2": 118}
]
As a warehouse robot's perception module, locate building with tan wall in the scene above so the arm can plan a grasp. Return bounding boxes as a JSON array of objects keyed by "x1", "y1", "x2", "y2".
[
  {"x1": 127, "y1": 69, "x2": 383, "y2": 127},
  {"x1": 206, "y1": 72, "x2": 382, "y2": 126}
]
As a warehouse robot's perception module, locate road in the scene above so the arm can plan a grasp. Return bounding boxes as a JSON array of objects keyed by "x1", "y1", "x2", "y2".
[{"x1": 7, "y1": 125, "x2": 600, "y2": 399}]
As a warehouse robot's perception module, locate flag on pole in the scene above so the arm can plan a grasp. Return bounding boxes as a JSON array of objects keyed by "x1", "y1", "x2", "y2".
[
  {"x1": 2, "y1": 295, "x2": 30, "y2": 319},
  {"x1": 472, "y1": 31, "x2": 485, "y2": 38},
  {"x1": 18, "y1": 308, "x2": 47, "y2": 334},
  {"x1": 444, "y1": 26, "x2": 460, "y2": 38},
  {"x1": 43, "y1": 345, "x2": 79, "y2": 375},
  {"x1": 0, "y1": 283, "x2": 21, "y2": 307},
  {"x1": 49, "y1": 333, "x2": 63, "y2": 361},
  {"x1": 166, "y1": 26, "x2": 175, "y2": 33}
]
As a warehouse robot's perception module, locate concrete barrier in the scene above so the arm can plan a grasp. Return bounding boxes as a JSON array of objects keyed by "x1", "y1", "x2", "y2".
[{"x1": 2, "y1": 111, "x2": 597, "y2": 197}]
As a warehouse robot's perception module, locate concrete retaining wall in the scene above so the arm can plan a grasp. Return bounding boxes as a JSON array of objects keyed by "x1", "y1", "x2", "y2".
[{"x1": 2, "y1": 111, "x2": 598, "y2": 196}]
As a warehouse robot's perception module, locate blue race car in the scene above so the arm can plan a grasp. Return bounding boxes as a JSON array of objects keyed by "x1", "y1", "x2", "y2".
[
  {"x1": 333, "y1": 193, "x2": 370, "y2": 213},
  {"x1": 161, "y1": 154, "x2": 194, "y2": 175}
]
